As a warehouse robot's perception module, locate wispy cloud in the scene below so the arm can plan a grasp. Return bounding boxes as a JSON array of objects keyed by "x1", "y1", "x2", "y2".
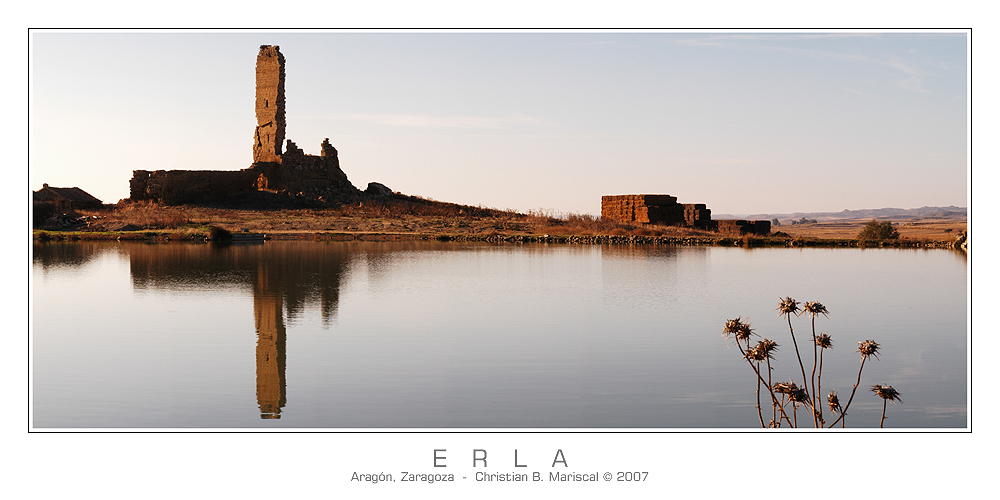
[
  {"x1": 567, "y1": 40, "x2": 638, "y2": 47},
  {"x1": 669, "y1": 33, "x2": 931, "y2": 83},
  {"x1": 897, "y1": 77, "x2": 931, "y2": 93},
  {"x1": 324, "y1": 113, "x2": 549, "y2": 129},
  {"x1": 840, "y1": 86, "x2": 875, "y2": 97},
  {"x1": 670, "y1": 33, "x2": 881, "y2": 47}
]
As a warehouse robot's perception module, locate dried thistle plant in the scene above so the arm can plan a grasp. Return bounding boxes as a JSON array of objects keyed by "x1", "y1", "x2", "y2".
[
  {"x1": 777, "y1": 297, "x2": 800, "y2": 317},
  {"x1": 815, "y1": 333, "x2": 833, "y2": 349},
  {"x1": 775, "y1": 297, "x2": 811, "y2": 425},
  {"x1": 858, "y1": 339, "x2": 881, "y2": 360},
  {"x1": 827, "y1": 390, "x2": 841, "y2": 415},
  {"x1": 722, "y1": 299, "x2": 899, "y2": 429},
  {"x1": 801, "y1": 301, "x2": 829, "y2": 426},
  {"x1": 814, "y1": 332, "x2": 833, "y2": 422},
  {"x1": 801, "y1": 301, "x2": 829, "y2": 318},
  {"x1": 826, "y1": 339, "x2": 883, "y2": 428},
  {"x1": 871, "y1": 385, "x2": 902, "y2": 428}
]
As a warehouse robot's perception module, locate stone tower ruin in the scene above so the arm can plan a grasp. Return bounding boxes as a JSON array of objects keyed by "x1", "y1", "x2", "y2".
[
  {"x1": 130, "y1": 45, "x2": 360, "y2": 205},
  {"x1": 253, "y1": 45, "x2": 286, "y2": 163}
]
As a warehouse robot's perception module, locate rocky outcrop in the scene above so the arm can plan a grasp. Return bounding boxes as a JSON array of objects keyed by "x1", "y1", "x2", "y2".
[
  {"x1": 954, "y1": 230, "x2": 968, "y2": 251},
  {"x1": 365, "y1": 182, "x2": 393, "y2": 197}
]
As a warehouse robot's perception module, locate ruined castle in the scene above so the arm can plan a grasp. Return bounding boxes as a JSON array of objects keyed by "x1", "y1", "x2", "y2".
[{"x1": 129, "y1": 45, "x2": 361, "y2": 205}]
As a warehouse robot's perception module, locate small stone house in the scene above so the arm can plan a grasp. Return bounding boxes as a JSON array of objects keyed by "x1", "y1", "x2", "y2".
[{"x1": 33, "y1": 184, "x2": 103, "y2": 212}]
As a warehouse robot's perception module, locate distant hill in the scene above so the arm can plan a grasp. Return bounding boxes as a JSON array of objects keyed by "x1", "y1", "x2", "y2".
[{"x1": 716, "y1": 206, "x2": 968, "y2": 222}]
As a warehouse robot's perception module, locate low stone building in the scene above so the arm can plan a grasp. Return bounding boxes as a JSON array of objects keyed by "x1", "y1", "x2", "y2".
[
  {"x1": 601, "y1": 194, "x2": 770, "y2": 235},
  {"x1": 33, "y1": 184, "x2": 103, "y2": 211},
  {"x1": 33, "y1": 184, "x2": 104, "y2": 227},
  {"x1": 601, "y1": 194, "x2": 713, "y2": 228}
]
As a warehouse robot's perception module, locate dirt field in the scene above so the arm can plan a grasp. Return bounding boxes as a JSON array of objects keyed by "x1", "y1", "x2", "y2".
[{"x1": 772, "y1": 217, "x2": 967, "y2": 242}]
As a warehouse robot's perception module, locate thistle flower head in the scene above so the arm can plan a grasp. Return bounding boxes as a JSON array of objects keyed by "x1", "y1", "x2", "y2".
[
  {"x1": 827, "y1": 390, "x2": 841, "y2": 414},
  {"x1": 722, "y1": 317, "x2": 755, "y2": 342},
  {"x1": 759, "y1": 338, "x2": 779, "y2": 357},
  {"x1": 871, "y1": 385, "x2": 902, "y2": 404},
  {"x1": 723, "y1": 317, "x2": 744, "y2": 337},
  {"x1": 789, "y1": 386, "x2": 809, "y2": 403},
  {"x1": 777, "y1": 297, "x2": 800, "y2": 317},
  {"x1": 773, "y1": 381, "x2": 808, "y2": 403},
  {"x1": 801, "y1": 301, "x2": 829, "y2": 318},
  {"x1": 773, "y1": 381, "x2": 795, "y2": 395},
  {"x1": 857, "y1": 339, "x2": 881, "y2": 360},
  {"x1": 815, "y1": 332, "x2": 833, "y2": 349},
  {"x1": 745, "y1": 339, "x2": 777, "y2": 362}
]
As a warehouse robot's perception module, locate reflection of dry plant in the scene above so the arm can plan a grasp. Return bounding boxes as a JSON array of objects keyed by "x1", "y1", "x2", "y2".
[{"x1": 723, "y1": 299, "x2": 899, "y2": 428}]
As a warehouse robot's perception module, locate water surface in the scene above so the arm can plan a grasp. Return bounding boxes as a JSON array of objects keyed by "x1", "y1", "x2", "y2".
[{"x1": 31, "y1": 241, "x2": 968, "y2": 428}]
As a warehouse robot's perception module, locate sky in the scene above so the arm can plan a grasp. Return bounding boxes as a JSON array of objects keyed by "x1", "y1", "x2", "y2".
[{"x1": 29, "y1": 31, "x2": 968, "y2": 216}]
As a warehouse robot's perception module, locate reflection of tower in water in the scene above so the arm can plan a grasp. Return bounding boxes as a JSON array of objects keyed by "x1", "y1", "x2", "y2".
[
  {"x1": 123, "y1": 241, "x2": 355, "y2": 420},
  {"x1": 254, "y1": 262, "x2": 286, "y2": 419}
]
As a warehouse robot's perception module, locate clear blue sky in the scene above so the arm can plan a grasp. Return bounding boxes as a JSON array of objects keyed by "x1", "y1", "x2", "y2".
[{"x1": 30, "y1": 31, "x2": 968, "y2": 215}]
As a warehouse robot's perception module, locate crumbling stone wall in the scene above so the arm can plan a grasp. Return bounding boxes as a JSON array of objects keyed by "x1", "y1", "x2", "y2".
[
  {"x1": 251, "y1": 138, "x2": 356, "y2": 202},
  {"x1": 130, "y1": 169, "x2": 260, "y2": 205}
]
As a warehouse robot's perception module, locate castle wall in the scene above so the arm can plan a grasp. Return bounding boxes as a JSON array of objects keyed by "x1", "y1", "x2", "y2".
[{"x1": 130, "y1": 169, "x2": 259, "y2": 205}]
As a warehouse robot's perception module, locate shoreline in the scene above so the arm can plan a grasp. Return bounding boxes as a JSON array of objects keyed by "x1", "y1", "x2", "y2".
[
  {"x1": 31, "y1": 203, "x2": 968, "y2": 250},
  {"x1": 31, "y1": 228, "x2": 965, "y2": 250}
]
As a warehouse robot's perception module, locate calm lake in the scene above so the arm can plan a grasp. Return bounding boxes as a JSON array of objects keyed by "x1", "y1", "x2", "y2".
[{"x1": 31, "y1": 240, "x2": 968, "y2": 429}]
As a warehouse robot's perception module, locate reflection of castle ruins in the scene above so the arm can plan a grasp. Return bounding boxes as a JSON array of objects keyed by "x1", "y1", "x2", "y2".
[
  {"x1": 253, "y1": 263, "x2": 287, "y2": 419},
  {"x1": 129, "y1": 46, "x2": 360, "y2": 206},
  {"x1": 127, "y1": 243, "x2": 352, "y2": 419}
]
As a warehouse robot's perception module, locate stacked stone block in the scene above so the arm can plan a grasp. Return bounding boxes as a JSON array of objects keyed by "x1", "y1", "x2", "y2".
[
  {"x1": 683, "y1": 203, "x2": 712, "y2": 228},
  {"x1": 602, "y1": 195, "x2": 683, "y2": 224},
  {"x1": 716, "y1": 219, "x2": 771, "y2": 236}
]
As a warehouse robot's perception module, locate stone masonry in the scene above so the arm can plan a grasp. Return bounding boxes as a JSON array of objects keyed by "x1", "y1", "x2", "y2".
[
  {"x1": 130, "y1": 45, "x2": 359, "y2": 205},
  {"x1": 602, "y1": 195, "x2": 712, "y2": 228},
  {"x1": 601, "y1": 194, "x2": 770, "y2": 235},
  {"x1": 253, "y1": 45, "x2": 285, "y2": 164}
]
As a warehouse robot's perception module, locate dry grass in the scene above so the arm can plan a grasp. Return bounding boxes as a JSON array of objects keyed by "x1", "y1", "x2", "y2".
[{"x1": 45, "y1": 199, "x2": 966, "y2": 247}]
